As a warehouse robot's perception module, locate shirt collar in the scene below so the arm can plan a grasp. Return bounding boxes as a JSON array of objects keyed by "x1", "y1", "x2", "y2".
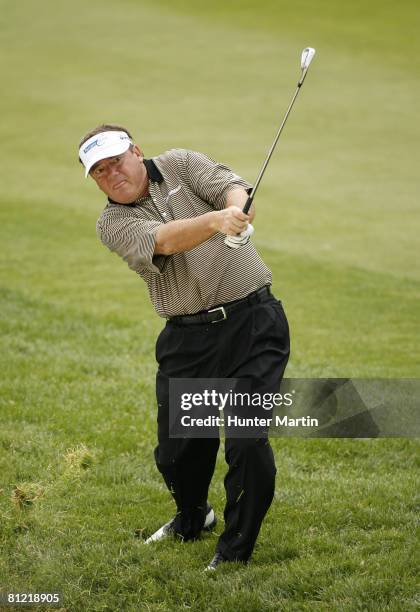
[{"x1": 143, "y1": 158, "x2": 164, "y2": 183}]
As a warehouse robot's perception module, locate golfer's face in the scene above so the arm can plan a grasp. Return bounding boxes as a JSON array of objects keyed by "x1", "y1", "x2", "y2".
[{"x1": 90, "y1": 145, "x2": 148, "y2": 203}]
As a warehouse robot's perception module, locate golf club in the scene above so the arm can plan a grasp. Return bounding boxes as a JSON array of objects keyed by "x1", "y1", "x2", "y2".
[{"x1": 225, "y1": 47, "x2": 316, "y2": 248}]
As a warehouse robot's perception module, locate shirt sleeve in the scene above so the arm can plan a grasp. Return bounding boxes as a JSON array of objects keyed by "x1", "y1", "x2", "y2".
[
  {"x1": 96, "y1": 207, "x2": 166, "y2": 274},
  {"x1": 185, "y1": 150, "x2": 252, "y2": 210}
]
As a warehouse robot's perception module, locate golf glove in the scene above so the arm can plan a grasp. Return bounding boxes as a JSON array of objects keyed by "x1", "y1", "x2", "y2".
[{"x1": 224, "y1": 223, "x2": 254, "y2": 249}]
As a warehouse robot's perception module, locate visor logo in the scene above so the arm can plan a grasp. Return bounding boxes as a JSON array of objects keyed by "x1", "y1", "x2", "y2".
[{"x1": 83, "y1": 135, "x2": 107, "y2": 154}]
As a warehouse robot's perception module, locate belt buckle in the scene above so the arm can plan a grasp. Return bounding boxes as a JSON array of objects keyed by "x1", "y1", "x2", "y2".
[{"x1": 208, "y1": 306, "x2": 227, "y2": 323}]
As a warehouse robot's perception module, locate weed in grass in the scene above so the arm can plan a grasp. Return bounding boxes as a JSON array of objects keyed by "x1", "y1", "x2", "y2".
[
  {"x1": 63, "y1": 444, "x2": 94, "y2": 474},
  {"x1": 11, "y1": 482, "x2": 44, "y2": 511}
]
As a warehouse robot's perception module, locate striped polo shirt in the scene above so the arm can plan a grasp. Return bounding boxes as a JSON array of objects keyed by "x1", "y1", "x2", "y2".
[{"x1": 96, "y1": 148, "x2": 272, "y2": 318}]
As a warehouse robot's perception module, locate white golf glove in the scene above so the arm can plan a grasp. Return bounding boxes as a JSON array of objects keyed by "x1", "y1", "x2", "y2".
[{"x1": 224, "y1": 224, "x2": 255, "y2": 249}]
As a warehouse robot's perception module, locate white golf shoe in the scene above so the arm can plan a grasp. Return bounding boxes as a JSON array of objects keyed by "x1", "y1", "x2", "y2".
[{"x1": 144, "y1": 502, "x2": 216, "y2": 544}]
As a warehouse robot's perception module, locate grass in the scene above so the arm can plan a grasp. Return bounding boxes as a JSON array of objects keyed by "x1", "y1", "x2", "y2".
[{"x1": 1, "y1": 0, "x2": 419, "y2": 610}]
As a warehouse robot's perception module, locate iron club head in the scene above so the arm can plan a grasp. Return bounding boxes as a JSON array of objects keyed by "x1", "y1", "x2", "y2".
[{"x1": 301, "y1": 47, "x2": 316, "y2": 71}]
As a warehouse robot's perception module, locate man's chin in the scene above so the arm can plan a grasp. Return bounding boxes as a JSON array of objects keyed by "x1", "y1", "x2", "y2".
[{"x1": 110, "y1": 187, "x2": 136, "y2": 204}]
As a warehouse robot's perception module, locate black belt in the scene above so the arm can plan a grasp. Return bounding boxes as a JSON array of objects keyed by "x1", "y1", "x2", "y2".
[{"x1": 169, "y1": 286, "x2": 272, "y2": 326}]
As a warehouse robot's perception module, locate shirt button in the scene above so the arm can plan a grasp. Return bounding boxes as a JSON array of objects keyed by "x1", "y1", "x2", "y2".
[{"x1": 162, "y1": 212, "x2": 167, "y2": 217}]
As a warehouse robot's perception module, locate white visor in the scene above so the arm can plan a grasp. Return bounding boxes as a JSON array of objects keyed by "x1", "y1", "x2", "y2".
[{"x1": 79, "y1": 130, "x2": 133, "y2": 177}]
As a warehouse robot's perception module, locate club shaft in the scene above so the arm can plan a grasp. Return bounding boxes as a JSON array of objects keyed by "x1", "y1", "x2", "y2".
[{"x1": 243, "y1": 73, "x2": 307, "y2": 214}]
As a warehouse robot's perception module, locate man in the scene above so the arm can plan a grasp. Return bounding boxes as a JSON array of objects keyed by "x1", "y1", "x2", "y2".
[{"x1": 78, "y1": 124, "x2": 290, "y2": 570}]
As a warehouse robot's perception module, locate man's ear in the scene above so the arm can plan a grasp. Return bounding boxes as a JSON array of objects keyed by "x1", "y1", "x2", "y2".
[{"x1": 132, "y1": 144, "x2": 143, "y2": 160}]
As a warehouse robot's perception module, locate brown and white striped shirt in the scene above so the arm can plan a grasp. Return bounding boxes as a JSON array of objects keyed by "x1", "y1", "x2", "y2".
[{"x1": 96, "y1": 149, "x2": 272, "y2": 317}]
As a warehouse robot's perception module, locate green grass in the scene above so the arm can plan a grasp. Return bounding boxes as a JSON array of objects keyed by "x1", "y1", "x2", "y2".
[{"x1": 1, "y1": 0, "x2": 419, "y2": 610}]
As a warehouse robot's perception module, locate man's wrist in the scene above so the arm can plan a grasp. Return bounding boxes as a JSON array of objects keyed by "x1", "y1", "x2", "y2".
[{"x1": 207, "y1": 210, "x2": 220, "y2": 234}]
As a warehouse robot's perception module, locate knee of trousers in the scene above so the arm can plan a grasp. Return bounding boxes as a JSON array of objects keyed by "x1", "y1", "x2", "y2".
[
  {"x1": 154, "y1": 439, "x2": 219, "y2": 473},
  {"x1": 154, "y1": 444, "x2": 185, "y2": 477},
  {"x1": 154, "y1": 444, "x2": 185, "y2": 476},
  {"x1": 225, "y1": 438, "x2": 277, "y2": 475}
]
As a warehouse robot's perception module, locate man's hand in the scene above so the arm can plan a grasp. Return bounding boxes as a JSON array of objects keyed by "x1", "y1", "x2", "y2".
[
  {"x1": 222, "y1": 187, "x2": 255, "y2": 249},
  {"x1": 224, "y1": 224, "x2": 255, "y2": 249},
  {"x1": 225, "y1": 187, "x2": 255, "y2": 223},
  {"x1": 212, "y1": 206, "x2": 251, "y2": 236}
]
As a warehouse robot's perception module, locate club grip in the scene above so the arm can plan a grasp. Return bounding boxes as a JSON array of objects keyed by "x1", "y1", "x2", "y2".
[{"x1": 243, "y1": 195, "x2": 253, "y2": 215}]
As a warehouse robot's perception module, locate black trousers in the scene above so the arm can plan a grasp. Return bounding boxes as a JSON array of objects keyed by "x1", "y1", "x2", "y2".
[{"x1": 154, "y1": 290, "x2": 290, "y2": 561}]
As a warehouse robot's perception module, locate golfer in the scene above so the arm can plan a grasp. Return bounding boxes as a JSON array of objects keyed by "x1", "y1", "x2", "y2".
[{"x1": 78, "y1": 125, "x2": 290, "y2": 570}]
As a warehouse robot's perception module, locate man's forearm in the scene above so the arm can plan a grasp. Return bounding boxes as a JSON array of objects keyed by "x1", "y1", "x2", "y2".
[
  {"x1": 154, "y1": 195, "x2": 251, "y2": 255},
  {"x1": 154, "y1": 212, "x2": 219, "y2": 255}
]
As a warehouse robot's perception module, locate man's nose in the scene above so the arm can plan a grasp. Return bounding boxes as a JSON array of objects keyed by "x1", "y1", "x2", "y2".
[{"x1": 106, "y1": 164, "x2": 120, "y2": 178}]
